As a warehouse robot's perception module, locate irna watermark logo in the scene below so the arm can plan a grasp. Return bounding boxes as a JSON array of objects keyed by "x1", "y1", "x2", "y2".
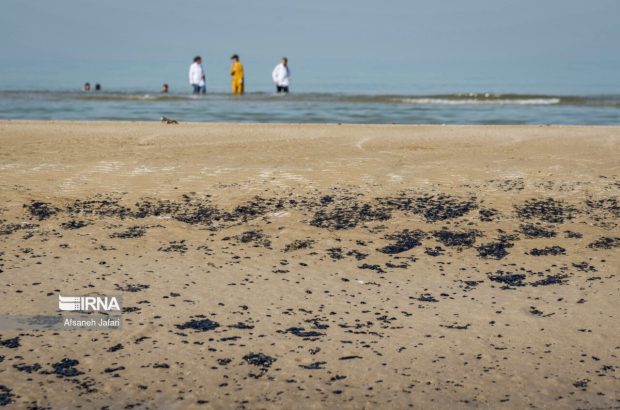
[{"x1": 58, "y1": 295, "x2": 121, "y2": 312}]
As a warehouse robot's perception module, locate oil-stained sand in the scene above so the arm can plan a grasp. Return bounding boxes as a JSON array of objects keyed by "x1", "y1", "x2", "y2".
[{"x1": 0, "y1": 121, "x2": 619, "y2": 409}]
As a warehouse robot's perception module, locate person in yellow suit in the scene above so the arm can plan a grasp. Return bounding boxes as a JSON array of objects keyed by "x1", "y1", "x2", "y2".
[{"x1": 230, "y1": 54, "x2": 244, "y2": 95}]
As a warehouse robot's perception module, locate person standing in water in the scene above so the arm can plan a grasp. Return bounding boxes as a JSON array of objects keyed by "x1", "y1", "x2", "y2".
[
  {"x1": 272, "y1": 57, "x2": 290, "y2": 93},
  {"x1": 189, "y1": 56, "x2": 206, "y2": 94},
  {"x1": 230, "y1": 54, "x2": 244, "y2": 95}
]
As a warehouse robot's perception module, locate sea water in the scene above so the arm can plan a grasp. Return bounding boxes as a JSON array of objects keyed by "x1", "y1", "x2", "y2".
[{"x1": 0, "y1": 60, "x2": 618, "y2": 124}]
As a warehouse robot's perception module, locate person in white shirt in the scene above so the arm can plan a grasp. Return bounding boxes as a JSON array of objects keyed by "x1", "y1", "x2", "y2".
[
  {"x1": 189, "y1": 56, "x2": 206, "y2": 94},
  {"x1": 272, "y1": 57, "x2": 290, "y2": 93}
]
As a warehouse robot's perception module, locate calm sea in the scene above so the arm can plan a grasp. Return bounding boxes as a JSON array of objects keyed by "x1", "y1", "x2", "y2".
[{"x1": 0, "y1": 60, "x2": 618, "y2": 124}]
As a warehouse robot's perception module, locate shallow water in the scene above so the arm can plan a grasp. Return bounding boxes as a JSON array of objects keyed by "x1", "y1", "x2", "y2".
[{"x1": 1, "y1": 90, "x2": 618, "y2": 124}]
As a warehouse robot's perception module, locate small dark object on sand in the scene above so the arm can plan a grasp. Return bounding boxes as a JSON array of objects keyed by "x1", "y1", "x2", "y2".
[
  {"x1": 103, "y1": 366, "x2": 125, "y2": 374},
  {"x1": 13, "y1": 363, "x2": 42, "y2": 373},
  {"x1": 478, "y1": 208, "x2": 498, "y2": 222},
  {"x1": 176, "y1": 319, "x2": 220, "y2": 332},
  {"x1": 286, "y1": 327, "x2": 324, "y2": 338},
  {"x1": 236, "y1": 230, "x2": 271, "y2": 248},
  {"x1": 433, "y1": 229, "x2": 478, "y2": 248},
  {"x1": 529, "y1": 307, "x2": 544, "y2": 316},
  {"x1": 0, "y1": 223, "x2": 38, "y2": 236},
  {"x1": 110, "y1": 226, "x2": 146, "y2": 239},
  {"x1": 477, "y1": 240, "x2": 513, "y2": 260},
  {"x1": 425, "y1": 247, "x2": 444, "y2": 256},
  {"x1": 441, "y1": 323, "x2": 470, "y2": 330},
  {"x1": 572, "y1": 262, "x2": 597, "y2": 272},
  {"x1": 347, "y1": 249, "x2": 368, "y2": 260},
  {"x1": 160, "y1": 116, "x2": 178, "y2": 124},
  {"x1": 326, "y1": 247, "x2": 344, "y2": 260},
  {"x1": 417, "y1": 294, "x2": 438, "y2": 302},
  {"x1": 51, "y1": 358, "x2": 82, "y2": 377},
  {"x1": 300, "y1": 361, "x2": 327, "y2": 369},
  {"x1": 243, "y1": 352, "x2": 276, "y2": 368},
  {"x1": 528, "y1": 246, "x2": 566, "y2": 256},
  {"x1": 0, "y1": 337, "x2": 20, "y2": 349},
  {"x1": 378, "y1": 229, "x2": 425, "y2": 254},
  {"x1": 283, "y1": 239, "x2": 315, "y2": 252},
  {"x1": 487, "y1": 271, "x2": 527, "y2": 287},
  {"x1": 588, "y1": 236, "x2": 620, "y2": 250},
  {"x1": 564, "y1": 230, "x2": 583, "y2": 239},
  {"x1": 358, "y1": 263, "x2": 386, "y2": 274},
  {"x1": 339, "y1": 355, "x2": 362, "y2": 360},
  {"x1": 229, "y1": 322, "x2": 254, "y2": 329},
  {"x1": 573, "y1": 379, "x2": 590, "y2": 390},
  {"x1": 25, "y1": 201, "x2": 58, "y2": 220},
  {"x1": 0, "y1": 385, "x2": 13, "y2": 406},
  {"x1": 115, "y1": 283, "x2": 149, "y2": 292},
  {"x1": 61, "y1": 220, "x2": 89, "y2": 230},
  {"x1": 107, "y1": 343, "x2": 124, "y2": 352},
  {"x1": 158, "y1": 240, "x2": 188, "y2": 254},
  {"x1": 530, "y1": 274, "x2": 568, "y2": 287},
  {"x1": 520, "y1": 223, "x2": 556, "y2": 238}
]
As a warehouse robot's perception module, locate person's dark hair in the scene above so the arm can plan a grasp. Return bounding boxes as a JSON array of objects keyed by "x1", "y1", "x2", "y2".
[
  {"x1": 194, "y1": 56, "x2": 201, "y2": 62},
  {"x1": 231, "y1": 54, "x2": 239, "y2": 60},
  {"x1": 95, "y1": 83, "x2": 101, "y2": 91}
]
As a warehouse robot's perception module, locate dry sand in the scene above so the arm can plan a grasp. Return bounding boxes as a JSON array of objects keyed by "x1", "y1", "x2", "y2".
[{"x1": 0, "y1": 121, "x2": 619, "y2": 409}]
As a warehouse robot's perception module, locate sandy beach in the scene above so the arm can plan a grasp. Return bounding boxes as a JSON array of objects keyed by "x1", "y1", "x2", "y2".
[{"x1": 0, "y1": 120, "x2": 619, "y2": 409}]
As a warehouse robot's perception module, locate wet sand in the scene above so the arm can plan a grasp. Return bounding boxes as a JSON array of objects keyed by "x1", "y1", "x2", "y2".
[{"x1": 0, "y1": 121, "x2": 619, "y2": 409}]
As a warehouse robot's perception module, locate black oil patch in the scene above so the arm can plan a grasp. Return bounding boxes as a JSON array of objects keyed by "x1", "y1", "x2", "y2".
[
  {"x1": 176, "y1": 319, "x2": 220, "y2": 332},
  {"x1": 515, "y1": 198, "x2": 575, "y2": 224},
  {"x1": 527, "y1": 246, "x2": 566, "y2": 256},
  {"x1": 378, "y1": 230, "x2": 425, "y2": 254},
  {"x1": 588, "y1": 237, "x2": 620, "y2": 249},
  {"x1": 243, "y1": 353, "x2": 276, "y2": 368},
  {"x1": 25, "y1": 201, "x2": 58, "y2": 220},
  {"x1": 432, "y1": 229, "x2": 479, "y2": 249},
  {"x1": 520, "y1": 223, "x2": 557, "y2": 239}
]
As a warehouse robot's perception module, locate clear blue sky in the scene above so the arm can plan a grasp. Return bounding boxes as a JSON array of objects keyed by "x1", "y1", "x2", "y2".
[{"x1": 1, "y1": 0, "x2": 619, "y2": 93}]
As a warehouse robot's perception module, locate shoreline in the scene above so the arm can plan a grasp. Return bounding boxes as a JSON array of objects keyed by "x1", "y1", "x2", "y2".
[{"x1": 3, "y1": 118, "x2": 620, "y2": 127}]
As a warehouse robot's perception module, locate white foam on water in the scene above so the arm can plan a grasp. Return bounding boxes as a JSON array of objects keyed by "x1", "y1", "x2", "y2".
[{"x1": 401, "y1": 98, "x2": 561, "y2": 105}]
